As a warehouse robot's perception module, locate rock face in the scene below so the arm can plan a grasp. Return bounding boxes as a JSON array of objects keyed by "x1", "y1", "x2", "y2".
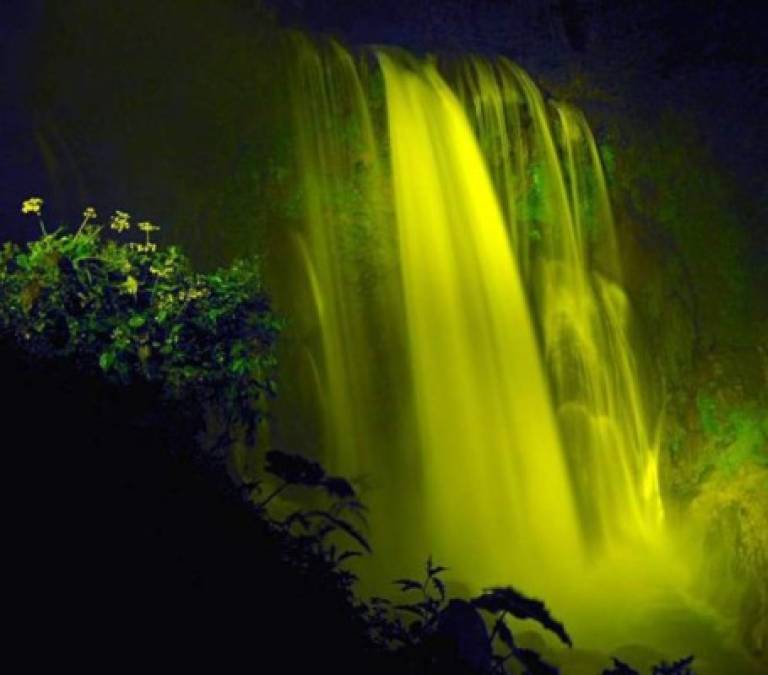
[
  {"x1": 688, "y1": 464, "x2": 768, "y2": 665},
  {"x1": 656, "y1": 340, "x2": 768, "y2": 666}
]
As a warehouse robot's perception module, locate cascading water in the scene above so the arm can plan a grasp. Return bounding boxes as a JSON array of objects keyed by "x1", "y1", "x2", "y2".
[
  {"x1": 271, "y1": 32, "x2": 685, "y2": 654},
  {"x1": 377, "y1": 50, "x2": 583, "y2": 593},
  {"x1": 448, "y1": 57, "x2": 665, "y2": 549}
]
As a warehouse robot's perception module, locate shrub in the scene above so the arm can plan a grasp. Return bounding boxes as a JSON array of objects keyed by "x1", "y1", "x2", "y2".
[{"x1": 0, "y1": 198, "x2": 282, "y2": 445}]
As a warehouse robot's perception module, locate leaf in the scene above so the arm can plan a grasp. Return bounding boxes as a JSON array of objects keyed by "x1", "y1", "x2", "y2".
[
  {"x1": 128, "y1": 314, "x2": 146, "y2": 328},
  {"x1": 99, "y1": 350, "x2": 116, "y2": 372},
  {"x1": 496, "y1": 618, "x2": 515, "y2": 651},
  {"x1": 431, "y1": 574, "x2": 446, "y2": 601},
  {"x1": 20, "y1": 280, "x2": 42, "y2": 312},
  {"x1": 602, "y1": 658, "x2": 641, "y2": 675},
  {"x1": 301, "y1": 510, "x2": 371, "y2": 553},
  {"x1": 331, "y1": 498, "x2": 368, "y2": 522},
  {"x1": 394, "y1": 579, "x2": 423, "y2": 592},
  {"x1": 265, "y1": 450, "x2": 325, "y2": 486},
  {"x1": 471, "y1": 586, "x2": 572, "y2": 647},
  {"x1": 651, "y1": 656, "x2": 695, "y2": 675},
  {"x1": 336, "y1": 551, "x2": 363, "y2": 564},
  {"x1": 427, "y1": 556, "x2": 448, "y2": 577},
  {"x1": 511, "y1": 646, "x2": 560, "y2": 675},
  {"x1": 316, "y1": 524, "x2": 336, "y2": 541},
  {"x1": 231, "y1": 357, "x2": 247, "y2": 375},
  {"x1": 322, "y1": 475, "x2": 357, "y2": 499},
  {"x1": 284, "y1": 510, "x2": 310, "y2": 530}
]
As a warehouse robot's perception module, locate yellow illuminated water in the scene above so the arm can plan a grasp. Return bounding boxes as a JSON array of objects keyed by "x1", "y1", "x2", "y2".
[
  {"x1": 280, "y1": 34, "x2": 391, "y2": 478},
  {"x1": 268, "y1": 34, "x2": 760, "y2": 671},
  {"x1": 449, "y1": 58, "x2": 665, "y2": 549},
  {"x1": 378, "y1": 50, "x2": 582, "y2": 594}
]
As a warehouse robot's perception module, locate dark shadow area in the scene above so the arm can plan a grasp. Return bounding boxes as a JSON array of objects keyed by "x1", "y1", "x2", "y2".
[{"x1": 2, "y1": 340, "x2": 384, "y2": 672}]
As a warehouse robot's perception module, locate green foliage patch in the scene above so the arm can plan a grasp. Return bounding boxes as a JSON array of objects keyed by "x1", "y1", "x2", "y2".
[
  {"x1": 694, "y1": 394, "x2": 768, "y2": 480},
  {"x1": 0, "y1": 200, "x2": 281, "y2": 439}
]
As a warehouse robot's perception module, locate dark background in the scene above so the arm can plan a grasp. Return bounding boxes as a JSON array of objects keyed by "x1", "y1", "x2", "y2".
[{"x1": 2, "y1": 0, "x2": 766, "y2": 233}]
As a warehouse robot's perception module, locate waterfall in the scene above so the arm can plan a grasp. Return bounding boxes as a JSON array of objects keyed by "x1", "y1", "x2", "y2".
[
  {"x1": 378, "y1": 49, "x2": 584, "y2": 592},
  {"x1": 270, "y1": 32, "x2": 670, "y2": 641},
  {"x1": 448, "y1": 56, "x2": 664, "y2": 549}
]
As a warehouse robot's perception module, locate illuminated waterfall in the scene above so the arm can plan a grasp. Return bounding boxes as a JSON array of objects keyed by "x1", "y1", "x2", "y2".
[
  {"x1": 275, "y1": 33, "x2": 668, "y2": 627},
  {"x1": 378, "y1": 51, "x2": 583, "y2": 592},
  {"x1": 449, "y1": 58, "x2": 665, "y2": 548}
]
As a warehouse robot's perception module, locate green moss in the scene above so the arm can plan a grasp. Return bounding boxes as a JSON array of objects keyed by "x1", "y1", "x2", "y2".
[
  {"x1": 715, "y1": 407, "x2": 768, "y2": 476},
  {"x1": 694, "y1": 395, "x2": 768, "y2": 480}
]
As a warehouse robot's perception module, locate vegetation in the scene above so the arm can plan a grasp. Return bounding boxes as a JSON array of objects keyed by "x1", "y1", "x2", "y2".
[
  {"x1": 1, "y1": 199, "x2": 699, "y2": 674},
  {"x1": 0, "y1": 198, "x2": 281, "y2": 449},
  {"x1": 258, "y1": 447, "x2": 698, "y2": 675}
]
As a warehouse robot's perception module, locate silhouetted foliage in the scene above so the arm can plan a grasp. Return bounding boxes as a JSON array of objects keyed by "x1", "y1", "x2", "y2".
[
  {"x1": 265, "y1": 448, "x2": 326, "y2": 486},
  {"x1": 652, "y1": 656, "x2": 695, "y2": 675},
  {"x1": 0, "y1": 200, "x2": 281, "y2": 448},
  {"x1": 603, "y1": 658, "x2": 641, "y2": 675},
  {"x1": 473, "y1": 586, "x2": 572, "y2": 647},
  {"x1": 1, "y1": 202, "x2": 701, "y2": 674}
]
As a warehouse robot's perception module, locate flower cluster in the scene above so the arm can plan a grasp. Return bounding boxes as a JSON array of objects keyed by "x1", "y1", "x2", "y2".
[
  {"x1": 21, "y1": 197, "x2": 46, "y2": 234},
  {"x1": 138, "y1": 221, "x2": 159, "y2": 233},
  {"x1": 138, "y1": 221, "x2": 160, "y2": 253},
  {"x1": 110, "y1": 210, "x2": 131, "y2": 233},
  {"x1": 21, "y1": 197, "x2": 44, "y2": 215},
  {"x1": 76, "y1": 206, "x2": 98, "y2": 235},
  {"x1": 19, "y1": 199, "x2": 163, "y2": 252},
  {"x1": 134, "y1": 243, "x2": 157, "y2": 253}
]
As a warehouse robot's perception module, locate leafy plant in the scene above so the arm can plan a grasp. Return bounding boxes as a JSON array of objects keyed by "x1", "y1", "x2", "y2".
[
  {"x1": 603, "y1": 655, "x2": 695, "y2": 675},
  {"x1": 603, "y1": 658, "x2": 641, "y2": 675},
  {"x1": 359, "y1": 561, "x2": 567, "y2": 674},
  {"x1": 471, "y1": 586, "x2": 570, "y2": 674},
  {"x1": 251, "y1": 449, "x2": 370, "y2": 594},
  {"x1": 246, "y1": 452, "x2": 695, "y2": 675},
  {"x1": 357, "y1": 559, "x2": 698, "y2": 675},
  {"x1": 0, "y1": 199, "x2": 282, "y2": 445}
]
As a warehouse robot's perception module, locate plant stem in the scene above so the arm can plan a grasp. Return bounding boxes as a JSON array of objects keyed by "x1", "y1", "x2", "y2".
[
  {"x1": 488, "y1": 610, "x2": 507, "y2": 644},
  {"x1": 258, "y1": 481, "x2": 288, "y2": 508}
]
